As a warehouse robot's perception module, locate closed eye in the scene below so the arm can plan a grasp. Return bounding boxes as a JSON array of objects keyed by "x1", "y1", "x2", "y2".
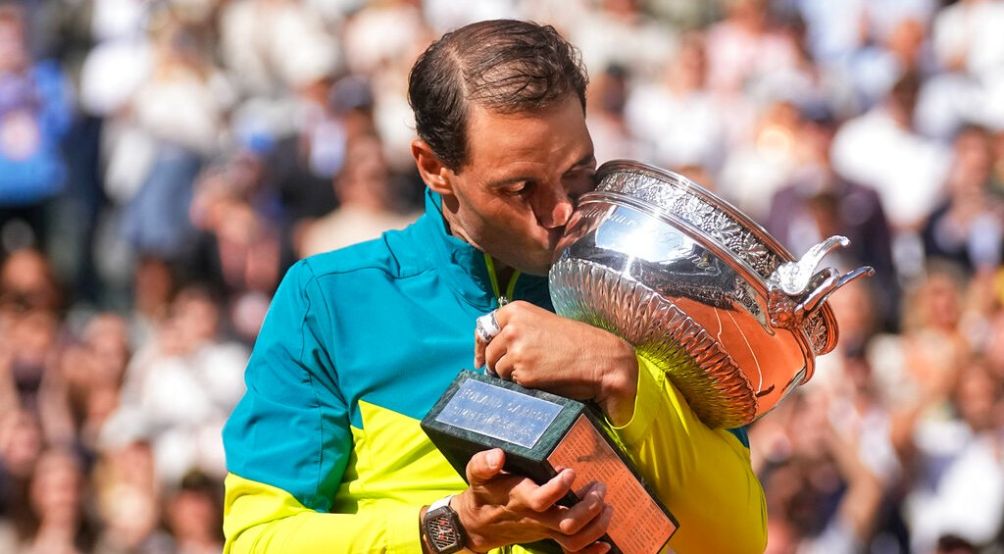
[{"x1": 502, "y1": 181, "x2": 534, "y2": 196}]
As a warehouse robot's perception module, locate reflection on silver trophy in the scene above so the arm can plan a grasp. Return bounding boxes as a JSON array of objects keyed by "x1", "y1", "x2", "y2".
[{"x1": 549, "y1": 161, "x2": 874, "y2": 429}]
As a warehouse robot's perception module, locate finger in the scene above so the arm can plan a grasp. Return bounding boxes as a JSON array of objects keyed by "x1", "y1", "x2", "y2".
[
  {"x1": 553, "y1": 505, "x2": 613, "y2": 553},
  {"x1": 466, "y1": 448, "x2": 505, "y2": 485},
  {"x1": 495, "y1": 300, "x2": 548, "y2": 327},
  {"x1": 553, "y1": 482, "x2": 606, "y2": 535},
  {"x1": 513, "y1": 468, "x2": 576, "y2": 513},
  {"x1": 484, "y1": 331, "x2": 510, "y2": 376},
  {"x1": 491, "y1": 351, "x2": 518, "y2": 381},
  {"x1": 473, "y1": 328, "x2": 487, "y2": 368},
  {"x1": 492, "y1": 301, "x2": 517, "y2": 327},
  {"x1": 473, "y1": 311, "x2": 501, "y2": 367},
  {"x1": 564, "y1": 541, "x2": 612, "y2": 554}
]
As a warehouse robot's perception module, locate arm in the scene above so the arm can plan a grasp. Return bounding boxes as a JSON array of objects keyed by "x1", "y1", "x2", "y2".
[
  {"x1": 612, "y1": 356, "x2": 766, "y2": 554},
  {"x1": 223, "y1": 260, "x2": 404, "y2": 552},
  {"x1": 224, "y1": 473, "x2": 424, "y2": 553},
  {"x1": 477, "y1": 302, "x2": 767, "y2": 553},
  {"x1": 223, "y1": 267, "x2": 612, "y2": 553},
  {"x1": 822, "y1": 423, "x2": 882, "y2": 544}
]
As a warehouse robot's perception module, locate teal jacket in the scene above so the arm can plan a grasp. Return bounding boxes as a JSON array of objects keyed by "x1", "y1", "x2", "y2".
[{"x1": 222, "y1": 188, "x2": 766, "y2": 553}]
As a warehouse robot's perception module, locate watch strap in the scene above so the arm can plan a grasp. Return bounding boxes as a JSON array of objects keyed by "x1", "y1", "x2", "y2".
[{"x1": 429, "y1": 495, "x2": 453, "y2": 513}]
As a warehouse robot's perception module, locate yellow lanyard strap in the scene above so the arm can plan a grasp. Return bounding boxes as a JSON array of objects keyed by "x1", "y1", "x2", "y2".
[{"x1": 483, "y1": 253, "x2": 520, "y2": 305}]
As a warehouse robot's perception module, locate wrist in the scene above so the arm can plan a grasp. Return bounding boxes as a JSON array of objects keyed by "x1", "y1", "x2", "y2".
[
  {"x1": 421, "y1": 495, "x2": 475, "y2": 554},
  {"x1": 450, "y1": 491, "x2": 487, "y2": 553},
  {"x1": 420, "y1": 506, "x2": 432, "y2": 554}
]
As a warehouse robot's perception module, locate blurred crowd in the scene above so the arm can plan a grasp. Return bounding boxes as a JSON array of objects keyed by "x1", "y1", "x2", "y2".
[{"x1": 0, "y1": 0, "x2": 1002, "y2": 553}]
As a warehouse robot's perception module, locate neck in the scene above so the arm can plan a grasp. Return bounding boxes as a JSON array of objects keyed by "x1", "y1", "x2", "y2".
[
  {"x1": 495, "y1": 264, "x2": 515, "y2": 290},
  {"x1": 437, "y1": 197, "x2": 519, "y2": 298}
]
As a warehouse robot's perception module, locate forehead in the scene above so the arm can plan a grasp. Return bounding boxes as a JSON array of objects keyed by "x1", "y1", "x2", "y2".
[{"x1": 462, "y1": 95, "x2": 591, "y2": 178}]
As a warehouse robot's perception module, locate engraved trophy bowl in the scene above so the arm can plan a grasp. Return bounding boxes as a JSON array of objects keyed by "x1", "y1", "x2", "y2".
[{"x1": 549, "y1": 161, "x2": 874, "y2": 429}]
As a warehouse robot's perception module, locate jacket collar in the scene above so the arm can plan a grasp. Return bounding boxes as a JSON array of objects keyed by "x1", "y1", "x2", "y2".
[{"x1": 411, "y1": 188, "x2": 550, "y2": 311}]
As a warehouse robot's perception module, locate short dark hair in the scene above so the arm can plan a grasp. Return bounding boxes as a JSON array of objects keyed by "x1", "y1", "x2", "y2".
[{"x1": 408, "y1": 20, "x2": 589, "y2": 172}]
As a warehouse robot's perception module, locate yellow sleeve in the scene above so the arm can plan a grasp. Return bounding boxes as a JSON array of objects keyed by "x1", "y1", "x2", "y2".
[
  {"x1": 223, "y1": 473, "x2": 423, "y2": 553},
  {"x1": 610, "y1": 355, "x2": 768, "y2": 554},
  {"x1": 224, "y1": 473, "x2": 545, "y2": 554}
]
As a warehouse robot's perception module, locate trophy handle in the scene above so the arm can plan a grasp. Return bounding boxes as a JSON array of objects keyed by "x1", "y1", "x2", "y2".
[
  {"x1": 767, "y1": 236, "x2": 875, "y2": 329},
  {"x1": 796, "y1": 265, "x2": 874, "y2": 315}
]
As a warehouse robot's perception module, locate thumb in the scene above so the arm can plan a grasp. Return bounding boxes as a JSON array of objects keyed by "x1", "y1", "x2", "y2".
[{"x1": 466, "y1": 448, "x2": 505, "y2": 484}]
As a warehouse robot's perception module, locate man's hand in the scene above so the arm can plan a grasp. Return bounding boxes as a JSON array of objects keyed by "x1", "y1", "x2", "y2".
[
  {"x1": 454, "y1": 448, "x2": 613, "y2": 553},
  {"x1": 473, "y1": 301, "x2": 638, "y2": 425}
]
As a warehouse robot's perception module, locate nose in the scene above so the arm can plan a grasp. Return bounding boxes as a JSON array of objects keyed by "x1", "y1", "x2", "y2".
[{"x1": 535, "y1": 187, "x2": 574, "y2": 229}]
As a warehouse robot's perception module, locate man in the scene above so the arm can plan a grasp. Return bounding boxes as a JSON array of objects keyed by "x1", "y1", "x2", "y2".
[{"x1": 223, "y1": 20, "x2": 766, "y2": 553}]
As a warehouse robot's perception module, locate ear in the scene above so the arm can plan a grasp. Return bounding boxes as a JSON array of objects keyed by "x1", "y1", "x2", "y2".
[{"x1": 411, "y1": 139, "x2": 453, "y2": 196}]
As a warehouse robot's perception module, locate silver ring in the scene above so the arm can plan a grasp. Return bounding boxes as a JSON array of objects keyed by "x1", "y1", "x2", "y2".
[{"x1": 475, "y1": 310, "x2": 501, "y2": 343}]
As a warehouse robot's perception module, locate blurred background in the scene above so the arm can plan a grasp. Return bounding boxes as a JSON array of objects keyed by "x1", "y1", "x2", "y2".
[{"x1": 0, "y1": 0, "x2": 1002, "y2": 552}]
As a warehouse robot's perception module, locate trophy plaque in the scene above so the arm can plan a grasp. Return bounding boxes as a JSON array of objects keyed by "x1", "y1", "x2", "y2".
[{"x1": 421, "y1": 371, "x2": 678, "y2": 554}]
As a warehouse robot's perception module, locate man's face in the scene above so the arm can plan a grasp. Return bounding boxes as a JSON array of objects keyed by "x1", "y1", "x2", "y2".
[{"x1": 441, "y1": 95, "x2": 596, "y2": 276}]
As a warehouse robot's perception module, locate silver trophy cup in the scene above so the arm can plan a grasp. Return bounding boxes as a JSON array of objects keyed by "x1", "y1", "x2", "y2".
[{"x1": 549, "y1": 161, "x2": 873, "y2": 429}]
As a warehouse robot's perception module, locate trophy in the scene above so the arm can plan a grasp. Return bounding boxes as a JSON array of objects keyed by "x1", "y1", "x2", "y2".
[
  {"x1": 548, "y1": 161, "x2": 873, "y2": 428},
  {"x1": 422, "y1": 161, "x2": 873, "y2": 553}
]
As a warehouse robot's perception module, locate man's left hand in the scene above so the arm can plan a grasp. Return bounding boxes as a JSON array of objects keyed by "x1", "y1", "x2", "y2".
[{"x1": 473, "y1": 301, "x2": 638, "y2": 426}]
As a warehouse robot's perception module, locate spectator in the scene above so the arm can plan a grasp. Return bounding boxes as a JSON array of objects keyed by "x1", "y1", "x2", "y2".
[
  {"x1": 931, "y1": 0, "x2": 1004, "y2": 79},
  {"x1": 832, "y1": 71, "x2": 952, "y2": 233},
  {"x1": 704, "y1": 0, "x2": 800, "y2": 96},
  {"x1": 0, "y1": 410, "x2": 43, "y2": 541},
  {"x1": 189, "y1": 153, "x2": 283, "y2": 298},
  {"x1": 897, "y1": 360, "x2": 1004, "y2": 552},
  {"x1": 163, "y1": 471, "x2": 223, "y2": 554},
  {"x1": 20, "y1": 448, "x2": 91, "y2": 554},
  {"x1": 0, "y1": 247, "x2": 61, "y2": 314},
  {"x1": 767, "y1": 108, "x2": 898, "y2": 328},
  {"x1": 992, "y1": 129, "x2": 1004, "y2": 198},
  {"x1": 297, "y1": 134, "x2": 417, "y2": 258},
  {"x1": 570, "y1": 0, "x2": 677, "y2": 82},
  {"x1": 756, "y1": 389, "x2": 885, "y2": 552},
  {"x1": 110, "y1": 286, "x2": 246, "y2": 486},
  {"x1": 119, "y1": 16, "x2": 233, "y2": 263},
  {"x1": 717, "y1": 99, "x2": 801, "y2": 220},
  {"x1": 90, "y1": 437, "x2": 170, "y2": 554},
  {"x1": 0, "y1": 5, "x2": 73, "y2": 251},
  {"x1": 625, "y1": 33, "x2": 725, "y2": 171},
  {"x1": 846, "y1": 16, "x2": 932, "y2": 109},
  {"x1": 922, "y1": 125, "x2": 1004, "y2": 273},
  {"x1": 587, "y1": 64, "x2": 647, "y2": 164}
]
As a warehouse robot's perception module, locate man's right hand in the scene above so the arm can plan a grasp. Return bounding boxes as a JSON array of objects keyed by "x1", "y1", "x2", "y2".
[{"x1": 453, "y1": 448, "x2": 613, "y2": 553}]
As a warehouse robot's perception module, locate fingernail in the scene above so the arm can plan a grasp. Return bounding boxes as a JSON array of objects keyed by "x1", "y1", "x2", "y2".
[
  {"x1": 487, "y1": 449, "x2": 502, "y2": 469},
  {"x1": 598, "y1": 542, "x2": 611, "y2": 553},
  {"x1": 593, "y1": 482, "x2": 606, "y2": 497},
  {"x1": 561, "y1": 468, "x2": 575, "y2": 486}
]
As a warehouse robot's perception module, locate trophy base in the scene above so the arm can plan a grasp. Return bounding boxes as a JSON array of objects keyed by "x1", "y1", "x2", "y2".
[{"x1": 421, "y1": 371, "x2": 677, "y2": 554}]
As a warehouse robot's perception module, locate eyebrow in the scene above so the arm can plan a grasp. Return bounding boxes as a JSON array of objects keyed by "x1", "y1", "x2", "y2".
[
  {"x1": 486, "y1": 174, "x2": 532, "y2": 189},
  {"x1": 486, "y1": 153, "x2": 596, "y2": 189}
]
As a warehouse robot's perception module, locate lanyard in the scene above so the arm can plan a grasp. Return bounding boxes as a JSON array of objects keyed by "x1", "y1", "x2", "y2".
[{"x1": 483, "y1": 253, "x2": 520, "y2": 306}]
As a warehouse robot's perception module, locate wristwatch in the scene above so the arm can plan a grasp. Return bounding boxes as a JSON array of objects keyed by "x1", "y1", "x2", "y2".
[{"x1": 422, "y1": 495, "x2": 468, "y2": 553}]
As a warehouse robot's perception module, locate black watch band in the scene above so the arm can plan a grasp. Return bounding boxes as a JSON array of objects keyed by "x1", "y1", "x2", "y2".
[{"x1": 422, "y1": 495, "x2": 467, "y2": 554}]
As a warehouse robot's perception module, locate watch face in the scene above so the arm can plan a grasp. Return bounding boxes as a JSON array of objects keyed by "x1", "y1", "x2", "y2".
[{"x1": 426, "y1": 507, "x2": 462, "y2": 552}]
